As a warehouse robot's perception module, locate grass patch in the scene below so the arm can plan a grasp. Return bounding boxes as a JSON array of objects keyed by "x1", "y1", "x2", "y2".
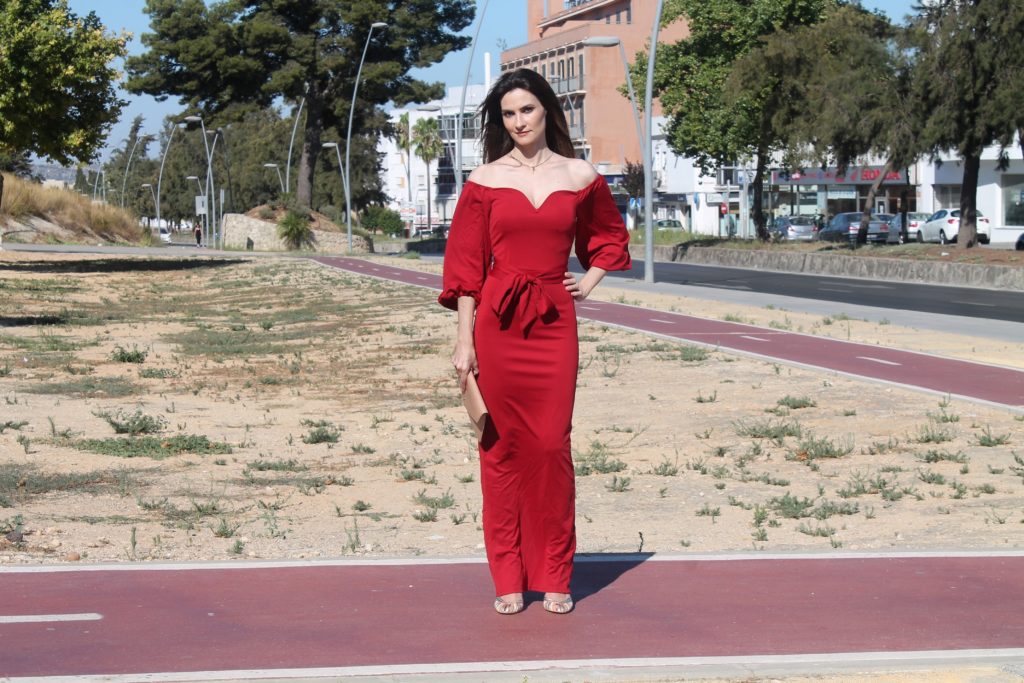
[
  {"x1": 0, "y1": 462, "x2": 127, "y2": 503},
  {"x1": 111, "y1": 345, "x2": 147, "y2": 363},
  {"x1": 790, "y1": 434, "x2": 854, "y2": 461},
  {"x1": 74, "y1": 434, "x2": 232, "y2": 459},
  {"x1": 24, "y1": 376, "x2": 139, "y2": 398},
  {"x1": 93, "y1": 409, "x2": 167, "y2": 435},
  {"x1": 776, "y1": 395, "x2": 817, "y2": 410},
  {"x1": 734, "y1": 418, "x2": 802, "y2": 445},
  {"x1": 574, "y1": 440, "x2": 627, "y2": 475}
]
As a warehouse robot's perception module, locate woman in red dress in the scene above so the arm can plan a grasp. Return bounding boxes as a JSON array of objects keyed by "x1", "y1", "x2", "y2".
[{"x1": 439, "y1": 68, "x2": 631, "y2": 615}]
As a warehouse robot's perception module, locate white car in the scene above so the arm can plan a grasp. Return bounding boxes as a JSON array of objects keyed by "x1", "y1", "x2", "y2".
[
  {"x1": 918, "y1": 209, "x2": 990, "y2": 244},
  {"x1": 158, "y1": 227, "x2": 172, "y2": 244}
]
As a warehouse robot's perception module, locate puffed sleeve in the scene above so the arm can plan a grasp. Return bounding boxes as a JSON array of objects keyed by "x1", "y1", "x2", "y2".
[
  {"x1": 574, "y1": 175, "x2": 632, "y2": 272},
  {"x1": 438, "y1": 182, "x2": 489, "y2": 310}
]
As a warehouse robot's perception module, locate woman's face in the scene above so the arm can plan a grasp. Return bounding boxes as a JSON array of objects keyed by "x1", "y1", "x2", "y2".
[{"x1": 500, "y1": 87, "x2": 547, "y2": 150}]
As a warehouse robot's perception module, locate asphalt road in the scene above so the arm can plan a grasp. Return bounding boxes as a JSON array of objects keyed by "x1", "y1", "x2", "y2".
[{"x1": 581, "y1": 258, "x2": 1024, "y2": 323}]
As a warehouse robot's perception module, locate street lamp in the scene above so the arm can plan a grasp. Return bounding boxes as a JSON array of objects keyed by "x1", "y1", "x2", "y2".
[
  {"x1": 183, "y1": 115, "x2": 216, "y2": 251},
  {"x1": 345, "y1": 21, "x2": 388, "y2": 252},
  {"x1": 156, "y1": 123, "x2": 185, "y2": 234},
  {"x1": 321, "y1": 142, "x2": 350, "y2": 205},
  {"x1": 120, "y1": 133, "x2": 154, "y2": 208},
  {"x1": 641, "y1": 0, "x2": 665, "y2": 284},
  {"x1": 582, "y1": 34, "x2": 652, "y2": 282},
  {"x1": 140, "y1": 183, "x2": 157, "y2": 212},
  {"x1": 264, "y1": 163, "x2": 285, "y2": 193},
  {"x1": 286, "y1": 95, "x2": 305, "y2": 194},
  {"x1": 455, "y1": 0, "x2": 490, "y2": 198},
  {"x1": 185, "y1": 174, "x2": 205, "y2": 241}
]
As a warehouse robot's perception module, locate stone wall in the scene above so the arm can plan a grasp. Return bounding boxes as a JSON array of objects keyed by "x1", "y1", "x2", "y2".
[{"x1": 222, "y1": 213, "x2": 371, "y2": 253}]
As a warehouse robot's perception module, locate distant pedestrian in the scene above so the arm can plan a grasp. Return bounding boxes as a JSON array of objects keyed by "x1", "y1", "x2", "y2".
[{"x1": 194, "y1": 221, "x2": 202, "y2": 247}]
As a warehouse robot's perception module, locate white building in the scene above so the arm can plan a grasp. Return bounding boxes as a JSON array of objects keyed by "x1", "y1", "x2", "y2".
[{"x1": 380, "y1": 84, "x2": 487, "y2": 233}]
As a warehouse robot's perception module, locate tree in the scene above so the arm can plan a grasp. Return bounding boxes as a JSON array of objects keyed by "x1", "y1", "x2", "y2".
[
  {"x1": 912, "y1": 0, "x2": 1024, "y2": 248},
  {"x1": 413, "y1": 117, "x2": 442, "y2": 233},
  {"x1": 727, "y1": 5, "x2": 921, "y2": 245},
  {"x1": 642, "y1": 0, "x2": 834, "y2": 240},
  {"x1": 103, "y1": 116, "x2": 158, "y2": 216},
  {"x1": 393, "y1": 112, "x2": 414, "y2": 207},
  {"x1": 0, "y1": 0, "x2": 126, "y2": 210},
  {"x1": 621, "y1": 160, "x2": 644, "y2": 228},
  {"x1": 362, "y1": 205, "x2": 404, "y2": 237},
  {"x1": 126, "y1": 0, "x2": 474, "y2": 209}
]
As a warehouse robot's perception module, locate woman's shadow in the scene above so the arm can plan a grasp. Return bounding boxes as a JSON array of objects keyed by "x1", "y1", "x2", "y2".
[{"x1": 569, "y1": 552, "x2": 654, "y2": 604}]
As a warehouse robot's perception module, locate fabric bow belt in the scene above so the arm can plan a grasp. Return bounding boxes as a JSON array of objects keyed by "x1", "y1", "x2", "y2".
[{"x1": 490, "y1": 265, "x2": 563, "y2": 336}]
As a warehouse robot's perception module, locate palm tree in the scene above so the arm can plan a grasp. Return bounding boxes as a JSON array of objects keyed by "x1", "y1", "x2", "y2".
[
  {"x1": 394, "y1": 112, "x2": 413, "y2": 206},
  {"x1": 413, "y1": 116, "x2": 442, "y2": 234}
]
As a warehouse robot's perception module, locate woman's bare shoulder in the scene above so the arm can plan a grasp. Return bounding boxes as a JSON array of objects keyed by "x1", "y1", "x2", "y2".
[
  {"x1": 468, "y1": 163, "x2": 503, "y2": 186},
  {"x1": 565, "y1": 158, "x2": 599, "y2": 189}
]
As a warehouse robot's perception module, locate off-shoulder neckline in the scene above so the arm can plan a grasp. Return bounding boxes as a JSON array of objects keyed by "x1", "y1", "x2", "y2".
[{"x1": 464, "y1": 175, "x2": 603, "y2": 211}]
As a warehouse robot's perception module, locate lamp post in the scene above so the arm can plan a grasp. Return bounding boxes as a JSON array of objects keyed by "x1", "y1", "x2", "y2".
[
  {"x1": 185, "y1": 174, "x2": 206, "y2": 242},
  {"x1": 264, "y1": 163, "x2": 285, "y2": 193},
  {"x1": 286, "y1": 96, "x2": 305, "y2": 195},
  {"x1": 120, "y1": 133, "x2": 154, "y2": 208},
  {"x1": 581, "y1": 32, "x2": 651, "y2": 280},
  {"x1": 455, "y1": 0, "x2": 489, "y2": 199},
  {"x1": 581, "y1": 37, "x2": 644, "y2": 157},
  {"x1": 155, "y1": 123, "x2": 184, "y2": 234},
  {"x1": 345, "y1": 21, "x2": 388, "y2": 252},
  {"x1": 641, "y1": 0, "x2": 665, "y2": 284},
  {"x1": 140, "y1": 183, "x2": 157, "y2": 212},
  {"x1": 183, "y1": 115, "x2": 216, "y2": 251},
  {"x1": 320, "y1": 142, "x2": 349, "y2": 206}
]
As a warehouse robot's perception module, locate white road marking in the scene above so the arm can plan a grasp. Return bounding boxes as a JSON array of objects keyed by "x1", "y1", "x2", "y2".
[
  {"x1": 951, "y1": 300, "x2": 996, "y2": 307},
  {"x1": 578, "y1": 305, "x2": 601, "y2": 311},
  {"x1": 415, "y1": 276, "x2": 429, "y2": 280},
  {"x1": 650, "y1": 318, "x2": 675, "y2": 324},
  {"x1": 13, "y1": 649, "x2": 1024, "y2": 682},
  {"x1": 856, "y1": 356, "x2": 902, "y2": 366},
  {"x1": 818, "y1": 287, "x2": 852, "y2": 293},
  {"x1": 740, "y1": 335, "x2": 771, "y2": 342},
  {"x1": 822, "y1": 282, "x2": 892, "y2": 290},
  {"x1": 695, "y1": 283, "x2": 751, "y2": 290},
  {"x1": 0, "y1": 613, "x2": 102, "y2": 624}
]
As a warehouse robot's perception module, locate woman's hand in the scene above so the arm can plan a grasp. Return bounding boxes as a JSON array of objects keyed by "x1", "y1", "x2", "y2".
[
  {"x1": 564, "y1": 272, "x2": 591, "y2": 301},
  {"x1": 451, "y1": 338, "x2": 478, "y2": 392}
]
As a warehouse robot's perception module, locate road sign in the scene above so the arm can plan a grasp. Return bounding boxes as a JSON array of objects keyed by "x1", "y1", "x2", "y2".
[
  {"x1": 194, "y1": 195, "x2": 207, "y2": 216},
  {"x1": 707, "y1": 193, "x2": 724, "y2": 205}
]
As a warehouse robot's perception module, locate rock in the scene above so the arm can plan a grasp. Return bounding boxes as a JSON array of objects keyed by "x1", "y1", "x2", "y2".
[
  {"x1": 5, "y1": 530, "x2": 24, "y2": 543},
  {"x1": 64, "y1": 551, "x2": 81, "y2": 562}
]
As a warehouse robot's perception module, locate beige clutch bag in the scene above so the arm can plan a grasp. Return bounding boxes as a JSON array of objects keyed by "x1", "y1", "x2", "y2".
[{"x1": 462, "y1": 373, "x2": 488, "y2": 439}]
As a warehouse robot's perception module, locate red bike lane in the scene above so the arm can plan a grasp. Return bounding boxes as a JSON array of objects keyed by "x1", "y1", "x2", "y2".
[
  {"x1": 2, "y1": 554, "x2": 1023, "y2": 679},
  {"x1": 313, "y1": 256, "x2": 1024, "y2": 408}
]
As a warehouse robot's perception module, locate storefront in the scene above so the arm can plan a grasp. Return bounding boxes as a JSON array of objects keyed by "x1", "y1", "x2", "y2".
[{"x1": 770, "y1": 166, "x2": 916, "y2": 218}]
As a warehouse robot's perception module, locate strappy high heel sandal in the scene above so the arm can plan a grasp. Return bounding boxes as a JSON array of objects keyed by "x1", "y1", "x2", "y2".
[
  {"x1": 493, "y1": 596, "x2": 525, "y2": 615},
  {"x1": 542, "y1": 594, "x2": 574, "y2": 614}
]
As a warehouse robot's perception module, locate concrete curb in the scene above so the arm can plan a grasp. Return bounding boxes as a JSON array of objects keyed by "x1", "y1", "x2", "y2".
[{"x1": 627, "y1": 244, "x2": 1024, "y2": 291}]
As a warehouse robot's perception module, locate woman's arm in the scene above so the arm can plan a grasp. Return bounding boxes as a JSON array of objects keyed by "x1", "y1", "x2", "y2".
[
  {"x1": 563, "y1": 266, "x2": 607, "y2": 301},
  {"x1": 451, "y1": 295, "x2": 478, "y2": 391}
]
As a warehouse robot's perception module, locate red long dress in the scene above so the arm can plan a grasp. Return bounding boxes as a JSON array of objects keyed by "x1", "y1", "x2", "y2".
[{"x1": 439, "y1": 175, "x2": 631, "y2": 596}]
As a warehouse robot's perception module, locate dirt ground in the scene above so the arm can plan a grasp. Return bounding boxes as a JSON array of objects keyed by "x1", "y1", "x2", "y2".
[{"x1": 1, "y1": 250, "x2": 1021, "y2": 568}]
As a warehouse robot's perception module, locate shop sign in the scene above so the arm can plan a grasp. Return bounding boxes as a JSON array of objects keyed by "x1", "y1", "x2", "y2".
[
  {"x1": 772, "y1": 166, "x2": 909, "y2": 186},
  {"x1": 706, "y1": 192, "x2": 724, "y2": 205}
]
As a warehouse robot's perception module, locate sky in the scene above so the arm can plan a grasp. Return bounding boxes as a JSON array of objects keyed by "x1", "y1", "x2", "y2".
[{"x1": 68, "y1": 0, "x2": 917, "y2": 162}]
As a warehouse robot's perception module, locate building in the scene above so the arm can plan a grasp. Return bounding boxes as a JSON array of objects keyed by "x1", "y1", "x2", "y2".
[
  {"x1": 500, "y1": 0, "x2": 688, "y2": 174},
  {"x1": 380, "y1": 84, "x2": 488, "y2": 233}
]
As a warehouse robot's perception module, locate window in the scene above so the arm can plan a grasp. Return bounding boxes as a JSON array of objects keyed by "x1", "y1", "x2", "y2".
[
  {"x1": 1002, "y1": 174, "x2": 1024, "y2": 226},
  {"x1": 616, "y1": 10, "x2": 621, "y2": 23},
  {"x1": 934, "y1": 184, "x2": 961, "y2": 210},
  {"x1": 626, "y1": 2, "x2": 631, "y2": 23}
]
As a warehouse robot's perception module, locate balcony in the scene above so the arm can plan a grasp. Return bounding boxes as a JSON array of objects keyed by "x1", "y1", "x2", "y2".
[{"x1": 550, "y1": 75, "x2": 585, "y2": 95}]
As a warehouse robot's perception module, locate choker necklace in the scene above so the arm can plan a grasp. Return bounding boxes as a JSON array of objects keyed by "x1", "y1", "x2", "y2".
[{"x1": 510, "y1": 150, "x2": 554, "y2": 172}]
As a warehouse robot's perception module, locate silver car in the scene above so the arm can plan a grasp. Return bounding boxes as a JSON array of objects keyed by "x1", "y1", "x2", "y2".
[
  {"x1": 887, "y1": 212, "x2": 931, "y2": 244},
  {"x1": 771, "y1": 215, "x2": 819, "y2": 241}
]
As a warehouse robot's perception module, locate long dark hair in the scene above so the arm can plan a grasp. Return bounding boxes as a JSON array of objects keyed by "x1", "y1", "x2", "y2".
[{"x1": 479, "y1": 68, "x2": 575, "y2": 163}]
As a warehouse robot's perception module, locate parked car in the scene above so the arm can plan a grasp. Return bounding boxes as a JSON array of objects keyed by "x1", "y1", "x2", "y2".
[
  {"x1": 158, "y1": 227, "x2": 172, "y2": 244},
  {"x1": 771, "y1": 215, "x2": 819, "y2": 241},
  {"x1": 655, "y1": 218, "x2": 683, "y2": 230},
  {"x1": 886, "y1": 212, "x2": 931, "y2": 244},
  {"x1": 918, "y1": 209, "x2": 991, "y2": 244},
  {"x1": 1016, "y1": 232, "x2": 1024, "y2": 251},
  {"x1": 818, "y1": 212, "x2": 891, "y2": 245}
]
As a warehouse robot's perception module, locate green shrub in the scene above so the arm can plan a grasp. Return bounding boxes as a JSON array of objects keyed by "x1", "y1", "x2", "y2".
[
  {"x1": 277, "y1": 210, "x2": 315, "y2": 250},
  {"x1": 361, "y1": 205, "x2": 404, "y2": 237}
]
